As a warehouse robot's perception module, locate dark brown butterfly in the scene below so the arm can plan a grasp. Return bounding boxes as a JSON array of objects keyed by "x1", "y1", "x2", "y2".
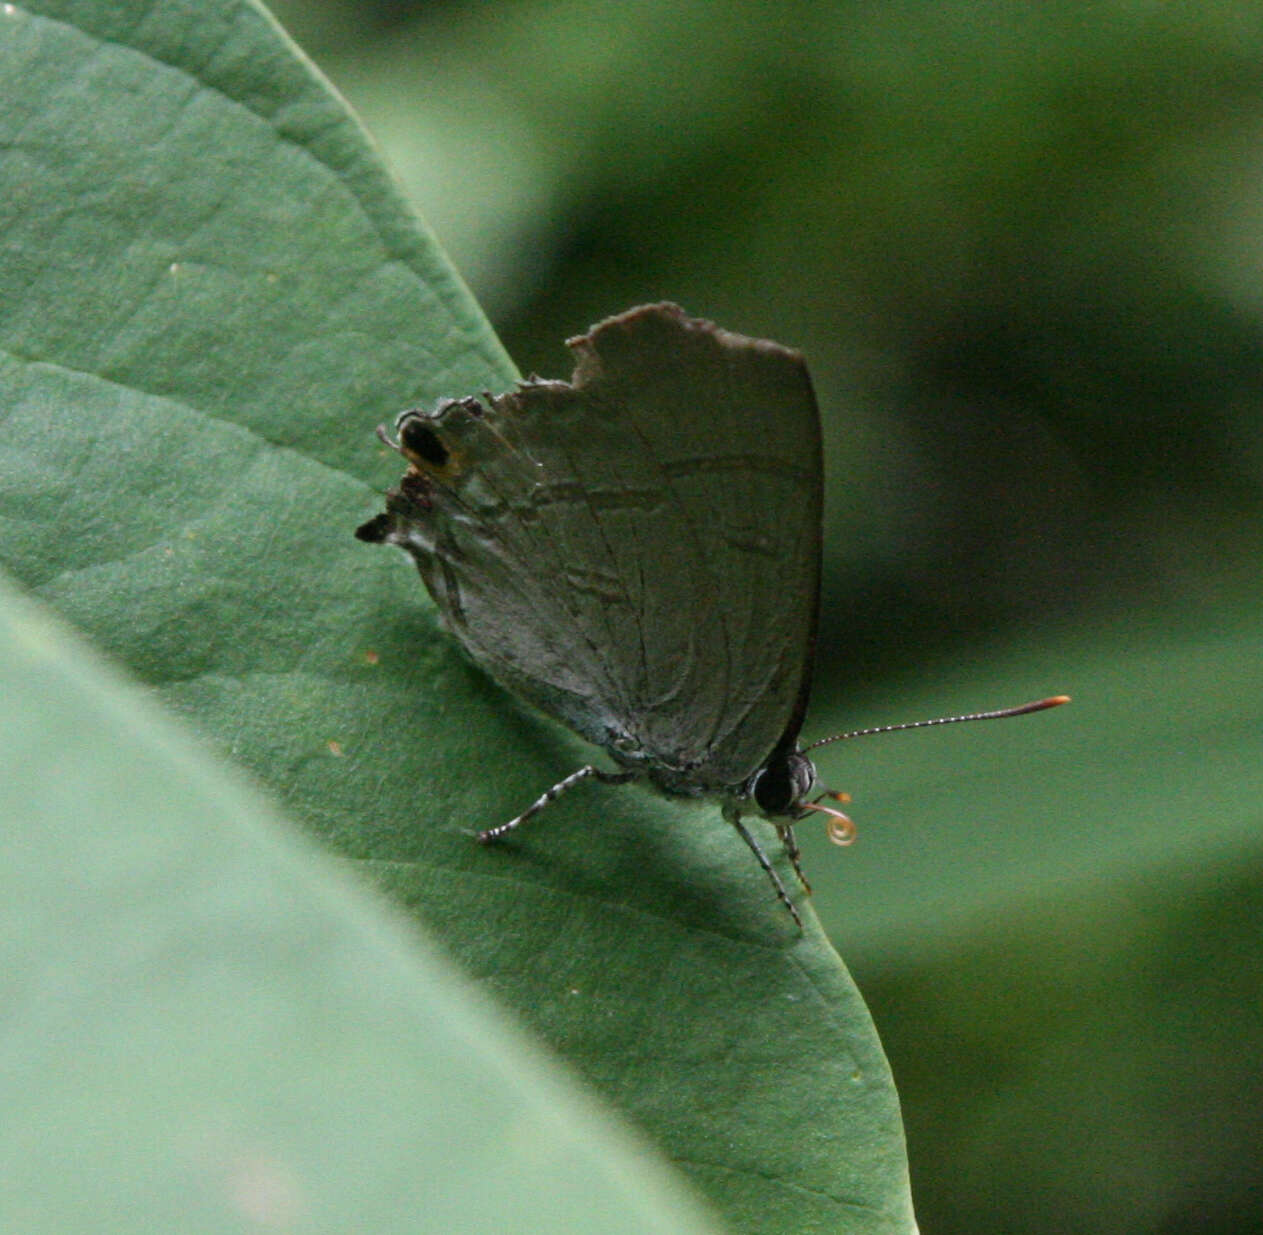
[{"x1": 358, "y1": 304, "x2": 1067, "y2": 924}]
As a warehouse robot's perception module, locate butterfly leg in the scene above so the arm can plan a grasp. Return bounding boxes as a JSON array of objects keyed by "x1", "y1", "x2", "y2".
[
  {"x1": 477, "y1": 765, "x2": 637, "y2": 844},
  {"x1": 775, "y1": 822, "x2": 813, "y2": 896},
  {"x1": 727, "y1": 810, "x2": 803, "y2": 929}
]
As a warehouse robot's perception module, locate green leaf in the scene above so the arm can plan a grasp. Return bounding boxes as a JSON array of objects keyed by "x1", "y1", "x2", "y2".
[
  {"x1": 0, "y1": 3, "x2": 915, "y2": 1231},
  {"x1": 0, "y1": 574, "x2": 720, "y2": 1234}
]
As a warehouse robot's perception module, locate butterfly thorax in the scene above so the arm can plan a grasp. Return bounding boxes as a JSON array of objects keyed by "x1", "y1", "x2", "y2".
[{"x1": 624, "y1": 741, "x2": 819, "y2": 820}]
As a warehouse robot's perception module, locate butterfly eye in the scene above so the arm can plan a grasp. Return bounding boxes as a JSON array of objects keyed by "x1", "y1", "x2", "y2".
[
  {"x1": 752, "y1": 752, "x2": 815, "y2": 816},
  {"x1": 398, "y1": 416, "x2": 451, "y2": 470}
]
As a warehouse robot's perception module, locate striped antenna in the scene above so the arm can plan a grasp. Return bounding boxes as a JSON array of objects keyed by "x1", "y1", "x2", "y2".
[{"x1": 803, "y1": 695, "x2": 1070, "y2": 752}]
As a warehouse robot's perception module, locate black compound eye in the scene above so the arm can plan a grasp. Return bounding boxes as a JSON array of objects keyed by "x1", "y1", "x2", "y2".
[
  {"x1": 399, "y1": 416, "x2": 450, "y2": 468},
  {"x1": 753, "y1": 757, "x2": 795, "y2": 815},
  {"x1": 752, "y1": 751, "x2": 816, "y2": 816}
]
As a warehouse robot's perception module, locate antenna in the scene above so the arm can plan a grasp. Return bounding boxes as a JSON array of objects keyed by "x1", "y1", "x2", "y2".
[{"x1": 803, "y1": 695, "x2": 1070, "y2": 753}]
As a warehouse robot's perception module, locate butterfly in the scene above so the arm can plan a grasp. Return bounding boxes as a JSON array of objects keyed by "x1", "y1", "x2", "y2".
[{"x1": 357, "y1": 303, "x2": 1066, "y2": 925}]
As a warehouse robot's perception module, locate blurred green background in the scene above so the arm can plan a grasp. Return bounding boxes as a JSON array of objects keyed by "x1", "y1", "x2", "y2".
[{"x1": 270, "y1": 1, "x2": 1263, "y2": 1231}]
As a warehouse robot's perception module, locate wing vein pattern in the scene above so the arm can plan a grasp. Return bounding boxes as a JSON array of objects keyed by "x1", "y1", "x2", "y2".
[{"x1": 373, "y1": 304, "x2": 823, "y2": 793}]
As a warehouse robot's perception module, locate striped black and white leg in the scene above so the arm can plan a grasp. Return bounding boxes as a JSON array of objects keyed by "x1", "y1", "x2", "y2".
[
  {"x1": 477, "y1": 765, "x2": 638, "y2": 844},
  {"x1": 775, "y1": 822, "x2": 812, "y2": 895},
  {"x1": 729, "y1": 812, "x2": 803, "y2": 929}
]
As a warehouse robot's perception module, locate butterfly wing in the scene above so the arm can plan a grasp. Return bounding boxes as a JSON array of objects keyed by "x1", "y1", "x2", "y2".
[{"x1": 359, "y1": 304, "x2": 822, "y2": 792}]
